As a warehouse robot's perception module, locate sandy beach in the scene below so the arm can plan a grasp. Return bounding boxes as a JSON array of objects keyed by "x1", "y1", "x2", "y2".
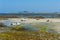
[
  {"x1": 7, "y1": 18, "x2": 60, "y2": 22},
  {"x1": 7, "y1": 18, "x2": 60, "y2": 33},
  {"x1": 0, "y1": 18, "x2": 60, "y2": 33}
]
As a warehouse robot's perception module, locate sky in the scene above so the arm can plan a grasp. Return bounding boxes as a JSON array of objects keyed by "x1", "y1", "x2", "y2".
[{"x1": 0, "y1": 0, "x2": 60, "y2": 13}]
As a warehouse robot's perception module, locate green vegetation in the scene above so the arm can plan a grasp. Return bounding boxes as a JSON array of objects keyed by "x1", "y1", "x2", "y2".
[{"x1": 0, "y1": 24, "x2": 60, "y2": 40}]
